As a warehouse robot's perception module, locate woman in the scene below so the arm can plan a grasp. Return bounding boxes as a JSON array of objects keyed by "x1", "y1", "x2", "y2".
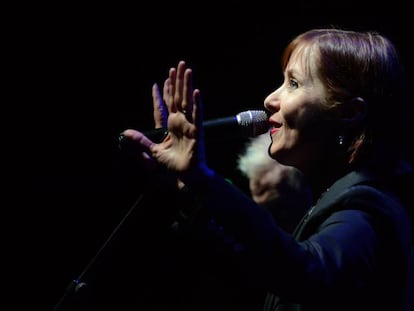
[{"x1": 122, "y1": 28, "x2": 413, "y2": 311}]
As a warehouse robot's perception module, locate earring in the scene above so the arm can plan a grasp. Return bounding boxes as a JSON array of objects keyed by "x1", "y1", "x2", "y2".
[{"x1": 338, "y1": 135, "x2": 344, "y2": 145}]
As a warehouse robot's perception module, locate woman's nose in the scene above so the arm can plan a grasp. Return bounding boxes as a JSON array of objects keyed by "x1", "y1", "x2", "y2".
[{"x1": 264, "y1": 89, "x2": 280, "y2": 112}]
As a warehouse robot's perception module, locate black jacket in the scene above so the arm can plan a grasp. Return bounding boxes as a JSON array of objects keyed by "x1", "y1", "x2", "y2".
[
  {"x1": 67, "y1": 167, "x2": 413, "y2": 311},
  {"x1": 181, "y1": 168, "x2": 413, "y2": 311}
]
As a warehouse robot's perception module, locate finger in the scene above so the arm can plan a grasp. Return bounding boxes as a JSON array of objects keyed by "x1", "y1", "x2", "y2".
[
  {"x1": 193, "y1": 89, "x2": 203, "y2": 131},
  {"x1": 174, "y1": 60, "x2": 186, "y2": 112},
  {"x1": 168, "y1": 67, "x2": 178, "y2": 113},
  {"x1": 182, "y1": 67, "x2": 194, "y2": 119},
  {"x1": 163, "y1": 77, "x2": 173, "y2": 115},
  {"x1": 119, "y1": 130, "x2": 159, "y2": 170},
  {"x1": 120, "y1": 129, "x2": 155, "y2": 154},
  {"x1": 152, "y1": 83, "x2": 167, "y2": 128},
  {"x1": 193, "y1": 88, "x2": 206, "y2": 163}
]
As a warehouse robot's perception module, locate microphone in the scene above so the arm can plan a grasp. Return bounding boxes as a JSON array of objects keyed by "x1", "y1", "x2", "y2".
[{"x1": 134, "y1": 110, "x2": 269, "y2": 143}]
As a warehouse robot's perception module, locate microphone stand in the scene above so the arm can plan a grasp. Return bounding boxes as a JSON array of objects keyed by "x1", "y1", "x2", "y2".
[
  {"x1": 52, "y1": 193, "x2": 145, "y2": 311},
  {"x1": 53, "y1": 133, "x2": 183, "y2": 310}
]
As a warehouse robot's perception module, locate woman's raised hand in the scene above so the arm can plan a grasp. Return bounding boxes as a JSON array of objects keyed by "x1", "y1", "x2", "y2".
[{"x1": 122, "y1": 61, "x2": 207, "y2": 176}]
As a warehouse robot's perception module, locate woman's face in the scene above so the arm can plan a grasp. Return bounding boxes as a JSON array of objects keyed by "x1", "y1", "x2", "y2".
[{"x1": 264, "y1": 46, "x2": 329, "y2": 172}]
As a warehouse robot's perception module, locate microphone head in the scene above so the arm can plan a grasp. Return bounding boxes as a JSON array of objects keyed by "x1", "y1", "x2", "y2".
[{"x1": 236, "y1": 110, "x2": 269, "y2": 136}]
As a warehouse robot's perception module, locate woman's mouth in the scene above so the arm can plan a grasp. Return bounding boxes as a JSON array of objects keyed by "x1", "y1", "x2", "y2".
[{"x1": 270, "y1": 127, "x2": 280, "y2": 135}]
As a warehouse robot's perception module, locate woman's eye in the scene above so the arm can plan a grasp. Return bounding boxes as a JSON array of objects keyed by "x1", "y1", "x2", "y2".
[{"x1": 289, "y1": 79, "x2": 299, "y2": 89}]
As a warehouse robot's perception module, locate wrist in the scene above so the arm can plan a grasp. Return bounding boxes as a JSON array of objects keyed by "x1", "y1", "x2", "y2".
[{"x1": 179, "y1": 164, "x2": 215, "y2": 187}]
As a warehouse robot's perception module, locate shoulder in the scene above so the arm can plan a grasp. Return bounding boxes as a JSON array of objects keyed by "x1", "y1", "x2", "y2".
[{"x1": 305, "y1": 179, "x2": 411, "y2": 235}]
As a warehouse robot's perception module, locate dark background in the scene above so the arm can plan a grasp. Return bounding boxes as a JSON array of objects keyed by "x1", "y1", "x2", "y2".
[{"x1": 16, "y1": 2, "x2": 413, "y2": 310}]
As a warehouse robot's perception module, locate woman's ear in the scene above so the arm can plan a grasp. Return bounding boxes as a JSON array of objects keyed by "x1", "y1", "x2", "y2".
[{"x1": 339, "y1": 97, "x2": 367, "y2": 126}]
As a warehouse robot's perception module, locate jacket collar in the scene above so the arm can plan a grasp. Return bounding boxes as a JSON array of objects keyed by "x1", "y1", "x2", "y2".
[{"x1": 315, "y1": 169, "x2": 375, "y2": 210}]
